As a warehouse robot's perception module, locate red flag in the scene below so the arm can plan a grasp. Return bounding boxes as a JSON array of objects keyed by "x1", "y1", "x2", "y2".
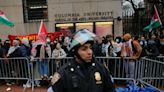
[
  {"x1": 34, "y1": 21, "x2": 48, "y2": 46},
  {"x1": 153, "y1": 5, "x2": 162, "y2": 25}
]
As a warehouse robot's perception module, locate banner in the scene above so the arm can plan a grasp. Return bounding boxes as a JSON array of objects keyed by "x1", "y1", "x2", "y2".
[{"x1": 8, "y1": 32, "x2": 62, "y2": 43}]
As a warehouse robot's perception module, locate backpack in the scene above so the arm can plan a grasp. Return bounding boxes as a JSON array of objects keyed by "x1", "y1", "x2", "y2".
[
  {"x1": 131, "y1": 41, "x2": 143, "y2": 58},
  {"x1": 108, "y1": 41, "x2": 118, "y2": 57},
  {"x1": 131, "y1": 41, "x2": 137, "y2": 54}
]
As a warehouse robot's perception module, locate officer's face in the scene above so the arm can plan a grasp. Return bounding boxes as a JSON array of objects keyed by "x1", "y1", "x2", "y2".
[{"x1": 78, "y1": 43, "x2": 93, "y2": 63}]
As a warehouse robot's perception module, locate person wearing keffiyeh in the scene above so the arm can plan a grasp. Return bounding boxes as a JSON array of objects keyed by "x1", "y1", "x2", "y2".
[
  {"x1": 121, "y1": 33, "x2": 142, "y2": 83},
  {"x1": 35, "y1": 43, "x2": 51, "y2": 80}
]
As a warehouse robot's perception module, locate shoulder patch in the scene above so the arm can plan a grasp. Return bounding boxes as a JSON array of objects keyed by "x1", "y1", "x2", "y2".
[{"x1": 51, "y1": 72, "x2": 61, "y2": 85}]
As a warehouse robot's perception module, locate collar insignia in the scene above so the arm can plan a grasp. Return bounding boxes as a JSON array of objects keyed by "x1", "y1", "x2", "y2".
[{"x1": 51, "y1": 72, "x2": 61, "y2": 85}]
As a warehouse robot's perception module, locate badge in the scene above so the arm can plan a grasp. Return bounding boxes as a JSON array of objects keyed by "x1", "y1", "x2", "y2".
[
  {"x1": 94, "y1": 72, "x2": 102, "y2": 84},
  {"x1": 51, "y1": 72, "x2": 61, "y2": 85}
]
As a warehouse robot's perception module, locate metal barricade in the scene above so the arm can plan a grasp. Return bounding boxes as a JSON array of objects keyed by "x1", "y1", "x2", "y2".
[
  {"x1": 96, "y1": 57, "x2": 139, "y2": 83},
  {"x1": 137, "y1": 57, "x2": 164, "y2": 91},
  {"x1": 31, "y1": 57, "x2": 73, "y2": 78},
  {"x1": 0, "y1": 57, "x2": 31, "y2": 92},
  {"x1": 146, "y1": 56, "x2": 164, "y2": 62},
  {"x1": 32, "y1": 57, "x2": 141, "y2": 86},
  {"x1": 50, "y1": 57, "x2": 139, "y2": 83},
  {"x1": 48, "y1": 57, "x2": 73, "y2": 76},
  {"x1": 97, "y1": 57, "x2": 163, "y2": 91},
  {"x1": 31, "y1": 57, "x2": 163, "y2": 91},
  {"x1": 33, "y1": 57, "x2": 136, "y2": 81},
  {"x1": 31, "y1": 57, "x2": 73, "y2": 91}
]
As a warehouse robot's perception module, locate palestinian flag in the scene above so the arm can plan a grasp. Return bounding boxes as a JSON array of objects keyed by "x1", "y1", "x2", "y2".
[
  {"x1": 144, "y1": 5, "x2": 162, "y2": 32},
  {"x1": 0, "y1": 10, "x2": 14, "y2": 27}
]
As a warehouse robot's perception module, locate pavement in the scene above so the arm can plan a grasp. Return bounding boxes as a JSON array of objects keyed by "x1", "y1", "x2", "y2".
[{"x1": 0, "y1": 84, "x2": 48, "y2": 92}]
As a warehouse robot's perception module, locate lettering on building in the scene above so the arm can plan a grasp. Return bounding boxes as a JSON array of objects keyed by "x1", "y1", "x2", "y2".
[{"x1": 54, "y1": 11, "x2": 113, "y2": 23}]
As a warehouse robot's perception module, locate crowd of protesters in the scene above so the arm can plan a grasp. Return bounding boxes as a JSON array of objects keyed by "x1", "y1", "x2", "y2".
[
  {"x1": 0, "y1": 33, "x2": 163, "y2": 59},
  {"x1": 0, "y1": 31, "x2": 163, "y2": 87}
]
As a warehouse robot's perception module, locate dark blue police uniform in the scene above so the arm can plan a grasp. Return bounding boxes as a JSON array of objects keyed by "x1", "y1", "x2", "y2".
[{"x1": 51, "y1": 58, "x2": 115, "y2": 92}]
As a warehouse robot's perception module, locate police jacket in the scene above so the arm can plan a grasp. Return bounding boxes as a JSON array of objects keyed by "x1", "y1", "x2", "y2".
[{"x1": 51, "y1": 58, "x2": 115, "y2": 92}]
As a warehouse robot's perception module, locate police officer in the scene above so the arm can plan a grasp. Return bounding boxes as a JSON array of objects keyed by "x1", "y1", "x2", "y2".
[{"x1": 48, "y1": 29, "x2": 115, "y2": 92}]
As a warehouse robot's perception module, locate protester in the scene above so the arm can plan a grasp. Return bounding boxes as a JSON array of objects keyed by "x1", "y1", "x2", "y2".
[
  {"x1": 5, "y1": 39, "x2": 21, "y2": 85},
  {"x1": 141, "y1": 35, "x2": 160, "y2": 57},
  {"x1": 3, "y1": 40, "x2": 10, "y2": 55},
  {"x1": 20, "y1": 38, "x2": 31, "y2": 57},
  {"x1": 106, "y1": 35, "x2": 121, "y2": 57},
  {"x1": 35, "y1": 44, "x2": 51, "y2": 79},
  {"x1": 52, "y1": 42, "x2": 66, "y2": 69},
  {"x1": 159, "y1": 35, "x2": 164, "y2": 55},
  {"x1": 121, "y1": 33, "x2": 142, "y2": 83},
  {"x1": 92, "y1": 36, "x2": 104, "y2": 56},
  {"x1": 139, "y1": 36, "x2": 147, "y2": 48},
  {"x1": 7, "y1": 40, "x2": 21, "y2": 58}
]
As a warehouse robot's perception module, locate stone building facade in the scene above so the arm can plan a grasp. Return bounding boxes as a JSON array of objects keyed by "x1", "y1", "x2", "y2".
[{"x1": 0, "y1": 0, "x2": 122, "y2": 40}]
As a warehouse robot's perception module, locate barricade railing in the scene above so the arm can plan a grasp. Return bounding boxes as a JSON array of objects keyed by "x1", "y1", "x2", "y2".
[
  {"x1": 31, "y1": 57, "x2": 73, "y2": 79},
  {"x1": 48, "y1": 57, "x2": 73, "y2": 77},
  {"x1": 0, "y1": 57, "x2": 31, "y2": 92},
  {"x1": 137, "y1": 57, "x2": 164, "y2": 91},
  {"x1": 32, "y1": 57, "x2": 139, "y2": 89},
  {"x1": 31, "y1": 57, "x2": 73, "y2": 92},
  {"x1": 2, "y1": 57, "x2": 161, "y2": 91},
  {"x1": 33, "y1": 57, "x2": 137, "y2": 80},
  {"x1": 145, "y1": 56, "x2": 164, "y2": 62},
  {"x1": 96, "y1": 57, "x2": 138, "y2": 82}
]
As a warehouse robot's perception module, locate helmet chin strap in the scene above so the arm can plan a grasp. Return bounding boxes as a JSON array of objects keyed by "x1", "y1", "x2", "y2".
[
  {"x1": 75, "y1": 51, "x2": 85, "y2": 63},
  {"x1": 75, "y1": 51, "x2": 92, "y2": 65}
]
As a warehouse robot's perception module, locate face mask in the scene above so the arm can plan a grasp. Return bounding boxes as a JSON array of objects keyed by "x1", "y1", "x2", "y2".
[
  {"x1": 116, "y1": 39, "x2": 119, "y2": 43},
  {"x1": 47, "y1": 42, "x2": 51, "y2": 45},
  {"x1": 140, "y1": 41, "x2": 143, "y2": 45}
]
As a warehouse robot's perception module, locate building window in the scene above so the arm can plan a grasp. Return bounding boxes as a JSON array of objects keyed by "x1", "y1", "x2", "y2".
[
  {"x1": 95, "y1": 22, "x2": 113, "y2": 37},
  {"x1": 76, "y1": 23, "x2": 93, "y2": 32},
  {"x1": 23, "y1": 0, "x2": 48, "y2": 22},
  {"x1": 55, "y1": 21, "x2": 113, "y2": 38},
  {"x1": 56, "y1": 23, "x2": 74, "y2": 37}
]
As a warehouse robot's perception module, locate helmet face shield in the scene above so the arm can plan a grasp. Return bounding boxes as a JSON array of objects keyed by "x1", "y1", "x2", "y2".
[{"x1": 69, "y1": 29, "x2": 96, "y2": 51}]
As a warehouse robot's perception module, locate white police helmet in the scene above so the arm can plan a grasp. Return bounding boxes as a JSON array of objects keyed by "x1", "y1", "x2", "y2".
[{"x1": 69, "y1": 29, "x2": 96, "y2": 51}]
